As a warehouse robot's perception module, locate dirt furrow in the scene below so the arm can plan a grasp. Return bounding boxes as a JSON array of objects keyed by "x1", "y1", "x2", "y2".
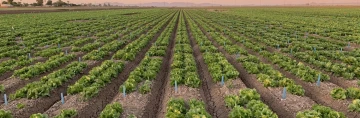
[
  {"x1": 142, "y1": 11, "x2": 179, "y2": 118},
  {"x1": 184, "y1": 13, "x2": 231, "y2": 118}
]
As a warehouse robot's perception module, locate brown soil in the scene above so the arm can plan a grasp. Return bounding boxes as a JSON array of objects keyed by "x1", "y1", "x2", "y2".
[
  {"x1": 192, "y1": 18, "x2": 316, "y2": 118},
  {"x1": 44, "y1": 12, "x2": 176, "y2": 118},
  {"x1": 113, "y1": 92, "x2": 150, "y2": 117}
]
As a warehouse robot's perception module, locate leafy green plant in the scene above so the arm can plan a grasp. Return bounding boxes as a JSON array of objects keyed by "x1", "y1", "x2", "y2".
[
  {"x1": 165, "y1": 98, "x2": 186, "y2": 118},
  {"x1": 346, "y1": 87, "x2": 360, "y2": 99},
  {"x1": 349, "y1": 99, "x2": 360, "y2": 112},
  {"x1": 185, "y1": 99, "x2": 211, "y2": 118},
  {"x1": 330, "y1": 88, "x2": 347, "y2": 100},
  {"x1": 238, "y1": 89, "x2": 261, "y2": 106},
  {"x1": 0, "y1": 84, "x2": 4, "y2": 93},
  {"x1": 0, "y1": 110, "x2": 12, "y2": 118},
  {"x1": 128, "y1": 114, "x2": 137, "y2": 118},
  {"x1": 312, "y1": 105, "x2": 345, "y2": 118},
  {"x1": 246, "y1": 100, "x2": 277, "y2": 118},
  {"x1": 139, "y1": 80, "x2": 152, "y2": 94},
  {"x1": 225, "y1": 95, "x2": 240, "y2": 108},
  {"x1": 16, "y1": 103, "x2": 25, "y2": 109},
  {"x1": 229, "y1": 106, "x2": 252, "y2": 118},
  {"x1": 296, "y1": 110, "x2": 321, "y2": 118},
  {"x1": 100, "y1": 103, "x2": 123, "y2": 118},
  {"x1": 30, "y1": 113, "x2": 48, "y2": 118},
  {"x1": 287, "y1": 84, "x2": 305, "y2": 96},
  {"x1": 54, "y1": 109, "x2": 77, "y2": 118},
  {"x1": 296, "y1": 105, "x2": 345, "y2": 118}
]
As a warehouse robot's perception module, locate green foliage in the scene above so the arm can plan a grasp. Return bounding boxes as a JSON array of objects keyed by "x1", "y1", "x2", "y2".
[
  {"x1": 16, "y1": 103, "x2": 25, "y2": 109},
  {"x1": 296, "y1": 105, "x2": 345, "y2": 118},
  {"x1": 120, "y1": 57, "x2": 162, "y2": 94},
  {"x1": 330, "y1": 88, "x2": 347, "y2": 100},
  {"x1": 100, "y1": 103, "x2": 123, "y2": 118},
  {"x1": 238, "y1": 89, "x2": 261, "y2": 106},
  {"x1": 296, "y1": 110, "x2": 321, "y2": 118},
  {"x1": 30, "y1": 113, "x2": 48, "y2": 118},
  {"x1": 67, "y1": 60, "x2": 124, "y2": 100},
  {"x1": 11, "y1": 62, "x2": 87, "y2": 99},
  {"x1": 224, "y1": 89, "x2": 277, "y2": 118},
  {"x1": 165, "y1": 98, "x2": 186, "y2": 118},
  {"x1": 165, "y1": 98, "x2": 211, "y2": 118},
  {"x1": 0, "y1": 85, "x2": 4, "y2": 93},
  {"x1": 185, "y1": 99, "x2": 211, "y2": 118},
  {"x1": 139, "y1": 80, "x2": 152, "y2": 94},
  {"x1": 246, "y1": 100, "x2": 278, "y2": 118},
  {"x1": 128, "y1": 114, "x2": 137, "y2": 118},
  {"x1": 330, "y1": 87, "x2": 360, "y2": 100},
  {"x1": 346, "y1": 87, "x2": 360, "y2": 99},
  {"x1": 13, "y1": 53, "x2": 75, "y2": 80},
  {"x1": 349, "y1": 99, "x2": 360, "y2": 112},
  {"x1": 0, "y1": 110, "x2": 12, "y2": 118},
  {"x1": 54, "y1": 109, "x2": 77, "y2": 118},
  {"x1": 229, "y1": 106, "x2": 252, "y2": 118}
]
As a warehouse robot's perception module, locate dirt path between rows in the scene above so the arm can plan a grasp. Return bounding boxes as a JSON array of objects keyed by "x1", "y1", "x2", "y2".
[
  {"x1": 184, "y1": 14, "x2": 239, "y2": 118},
  {"x1": 142, "y1": 11, "x2": 179, "y2": 118}
]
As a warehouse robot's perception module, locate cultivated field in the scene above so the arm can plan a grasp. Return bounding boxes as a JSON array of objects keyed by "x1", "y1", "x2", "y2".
[{"x1": 0, "y1": 7, "x2": 360, "y2": 118}]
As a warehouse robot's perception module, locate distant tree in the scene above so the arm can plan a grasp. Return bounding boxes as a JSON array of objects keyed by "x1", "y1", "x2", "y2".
[
  {"x1": 98, "y1": 4, "x2": 101, "y2": 7},
  {"x1": 46, "y1": 0, "x2": 52, "y2": 5},
  {"x1": 12, "y1": 2, "x2": 23, "y2": 6},
  {"x1": 2, "y1": 1, "x2": 8, "y2": 4},
  {"x1": 23, "y1": 3, "x2": 29, "y2": 6},
  {"x1": 103, "y1": 3, "x2": 107, "y2": 6},
  {"x1": 53, "y1": 0, "x2": 66, "y2": 7},
  {"x1": 107, "y1": 3, "x2": 110, "y2": 6},
  {"x1": 36, "y1": 0, "x2": 43, "y2": 6},
  {"x1": 30, "y1": 2, "x2": 38, "y2": 6},
  {"x1": 7, "y1": 0, "x2": 13, "y2": 5}
]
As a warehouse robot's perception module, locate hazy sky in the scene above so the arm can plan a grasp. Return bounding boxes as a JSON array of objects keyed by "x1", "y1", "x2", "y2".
[{"x1": 12, "y1": 0, "x2": 360, "y2": 5}]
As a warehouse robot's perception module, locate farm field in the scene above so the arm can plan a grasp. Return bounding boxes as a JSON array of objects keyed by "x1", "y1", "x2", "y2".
[{"x1": 0, "y1": 7, "x2": 360, "y2": 118}]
